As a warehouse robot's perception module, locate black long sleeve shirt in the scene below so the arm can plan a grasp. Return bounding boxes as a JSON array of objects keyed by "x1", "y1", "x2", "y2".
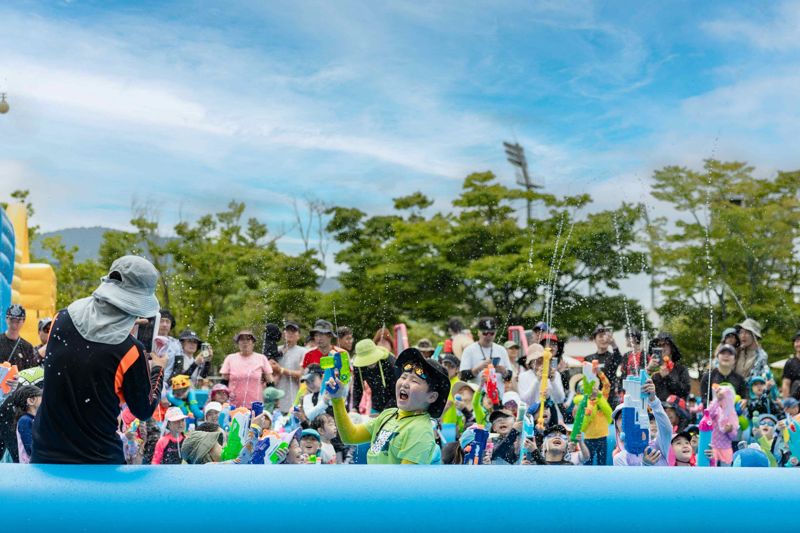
[
  {"x1": 32, "y1": 310, "x2": 164, "y2": 464},
  {"x1": 652, "y1": 363, "x2": 691, "y2": 401}
]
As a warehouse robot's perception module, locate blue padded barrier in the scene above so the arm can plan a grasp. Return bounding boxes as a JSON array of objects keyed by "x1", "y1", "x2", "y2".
[{"x1": 0, "y1": 464, "x2": 796, "y2": 532}]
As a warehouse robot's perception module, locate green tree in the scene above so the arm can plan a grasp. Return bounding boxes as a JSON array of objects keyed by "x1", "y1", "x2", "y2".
[
  {"x1": 650, "y1": 159, "x2": 800, "y2": 366},
  {"x1": 38, "y1": 236, "x2": 105, "y2": 308},
  {"x1": 325, "y1": 172, "x2": 650, "y2": 339}
]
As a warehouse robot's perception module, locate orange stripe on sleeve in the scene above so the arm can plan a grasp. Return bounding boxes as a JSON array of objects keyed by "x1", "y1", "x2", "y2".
[{"x1": 115, "y1": 346, "x2": 141, "y2": 405}]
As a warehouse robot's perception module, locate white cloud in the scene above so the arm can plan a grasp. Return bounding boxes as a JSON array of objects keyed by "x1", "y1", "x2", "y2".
[{"x1": 703, "y1": 0, "x2": 800, "y2": 51}]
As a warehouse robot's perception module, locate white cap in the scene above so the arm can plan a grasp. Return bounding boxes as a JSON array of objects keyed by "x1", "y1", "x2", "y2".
[
  {"x1": 164, "y1": 407, "x2": 188, "y2": 422},
  {"x1": 203, "y1": 401, "x2": 223, "y2": 415}
]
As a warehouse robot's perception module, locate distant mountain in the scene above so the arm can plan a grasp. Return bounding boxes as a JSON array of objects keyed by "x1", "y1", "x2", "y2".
[{"x1": 32, "y1": 227, "x2": 114, "y2": 263}]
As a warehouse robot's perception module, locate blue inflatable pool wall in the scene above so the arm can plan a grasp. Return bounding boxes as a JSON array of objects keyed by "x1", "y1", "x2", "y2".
[{"x1": 0, "y1": 209, "x2": 14, "y2": 334}]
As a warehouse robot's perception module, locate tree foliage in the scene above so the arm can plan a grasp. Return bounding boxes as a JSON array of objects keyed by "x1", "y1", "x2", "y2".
[{"x1": 650, "y1": 159, "x2": 800, "y2": 365}]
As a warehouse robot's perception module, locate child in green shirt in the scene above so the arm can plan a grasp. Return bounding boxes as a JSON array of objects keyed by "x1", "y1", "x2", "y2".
[{"x1": 328, "y1": 348, "x2": 451, "y2": 464}]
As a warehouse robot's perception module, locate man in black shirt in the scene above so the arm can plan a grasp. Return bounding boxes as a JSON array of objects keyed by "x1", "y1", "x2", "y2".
[
  {"x1": 0, "y1": 304, "x2": 38, "y2": 371},
  {"x1": 782, "y1": 331, "x2": 800, "y2": 400},
  {"x1": 32, "y1": 256, "x2": 167, "y2": 464}
]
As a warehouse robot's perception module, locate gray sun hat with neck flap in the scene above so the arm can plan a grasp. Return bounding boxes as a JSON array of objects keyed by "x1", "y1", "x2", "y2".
[{"x1": 93, "y1": 255, "x2": 161, "y2": 317}]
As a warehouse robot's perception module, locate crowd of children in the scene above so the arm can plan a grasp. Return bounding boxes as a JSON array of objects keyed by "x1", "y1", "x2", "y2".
[{"x1": 3, "y1": 304, "x2": 800, "y2": 468}]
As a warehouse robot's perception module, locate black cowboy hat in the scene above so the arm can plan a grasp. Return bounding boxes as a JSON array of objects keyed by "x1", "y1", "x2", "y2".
[{"x1": 396, "y1": 348, "x2": 451, "y2": 419}]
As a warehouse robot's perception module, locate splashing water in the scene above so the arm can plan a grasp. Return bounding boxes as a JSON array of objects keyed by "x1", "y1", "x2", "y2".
[{"x1": 611, "y1": 212, "x2": 634, "y2": 344}]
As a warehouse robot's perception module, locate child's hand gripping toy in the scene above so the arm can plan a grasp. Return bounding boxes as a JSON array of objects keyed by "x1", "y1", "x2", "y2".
[
  {"x1": 620, "y1": 370, "x2": 650, "y2": 455},
  {"x1": 321, "y1": 350, "x2": 351, "y2": 397},
  {"x1": 0, "y1": 362, "x2": 19, "y2": 402}
]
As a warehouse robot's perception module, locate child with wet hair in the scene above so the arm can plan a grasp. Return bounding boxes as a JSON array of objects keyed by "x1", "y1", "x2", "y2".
[{"x1": 14, "y1": 386, "x2": 42, "y2": 464}]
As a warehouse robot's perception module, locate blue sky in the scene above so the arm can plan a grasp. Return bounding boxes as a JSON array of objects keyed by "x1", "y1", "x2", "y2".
[{"x1": 2, "y1": 0, "x2": 799, "y2": 263}]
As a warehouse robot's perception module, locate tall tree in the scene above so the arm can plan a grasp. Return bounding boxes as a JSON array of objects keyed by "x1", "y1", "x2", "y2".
[{"x1": 650, "y1": 159, "x2": 800, "y2": 365}]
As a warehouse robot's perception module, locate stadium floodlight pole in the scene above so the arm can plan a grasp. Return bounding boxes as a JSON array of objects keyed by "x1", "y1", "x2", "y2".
[{"x1": 503, "y1": 141, "x2": 540, "y2": 226}]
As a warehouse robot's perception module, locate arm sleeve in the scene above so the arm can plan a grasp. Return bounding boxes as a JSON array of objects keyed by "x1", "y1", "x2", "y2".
[
  {"x1": 17, "y1": 416, "x2": 33, "y2": 456},
  {"x1": 331, "y1": 398, "x2": 371, "y2": 444},
  {"x1": 306, "y1": 394, "x2": 330, "y2": 422},
  {"x1": 188, "y1": 390, "x2": 203, "y2": 420},
  {"x1": 519, "y1": 373, "x2": 540, "y2": 406},
  {"x1": 221, "y1": 356, "x2": 231, "y2": 375},
  {"x1": 550, "y1": 371, "x2": 566, "y2": 403},
  {"x1": 121, "y1": 345, "x2": 165, "y2": 421},
  {"x1": 649, "y1": 397, "x2": 672, "y2": 456},
  {"x1": 597, "y1": 396, "x2": 613, "y2": 424}
]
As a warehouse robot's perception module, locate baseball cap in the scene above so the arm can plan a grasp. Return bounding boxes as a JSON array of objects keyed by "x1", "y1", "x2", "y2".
[
  {"x1": 203, "y1": 401, "x2": 223, "y2": 414},
  {"x1": 503, "y1": 340, "x2": 520, "y2": 349},
  {"x1": 301, "y1": 428, "x2": 321, "y2": 442},
  {"x1": 533, "y1": 321, "x2": 549, "y2": 332},
  {"x1": 783, "y1": 398, "x2": 799, "y2": 410},
  {"x1": 6, "y1": 304, "x2": 25, "y2": 319},
  {"x1": 718, "y1": 343, "x2": 737, "y2": 355},
  {"x1": 38, "y1": 317, "x2": 53, "y2": 332},
  {"x1": 477, "y1": 317, "x2": 497, "y2": 331},
  {"x1": 284, "y1": 320, "x2": 301, "y2": 331},
  {"x1": 440, "y1": 354, "x2": 460, "y2": 368}
]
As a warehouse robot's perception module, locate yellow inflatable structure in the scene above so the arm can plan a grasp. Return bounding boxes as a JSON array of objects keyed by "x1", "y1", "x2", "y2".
[{"x1": 6, "y1": 204, "x2": 57, "y2": 345}]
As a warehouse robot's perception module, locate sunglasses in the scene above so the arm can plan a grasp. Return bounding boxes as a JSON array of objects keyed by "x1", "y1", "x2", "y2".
[
  {"x1": 759, "y1": 421, "x2": 776, "y2": 427},
  {"x1": 402, "y1": 363, "x2": 428, "y2": 381},
  {"x1": 481, "y1": 331, "x2": 496, "y2": 336}
]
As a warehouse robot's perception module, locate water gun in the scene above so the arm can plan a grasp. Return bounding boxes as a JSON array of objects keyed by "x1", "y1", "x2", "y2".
[
  {"x1": 536, "y1": 347, "x2": 553, "y2": 430},
  {"x1": 221, "y1": 407, "x2": 250, "y2": 461},
  {"x1": 662, "y1": 355, "x2": 675, "y2": 373},
  {"x1": 715, "y1": 384, "x2": 739, "y2": 431},
  {"x1": 482, "y1": 364, "x2": 500, "y2": 407},
  {"x1": 394, "y1": 323, "x2": 409, "y2": 353},
  {"x1": 0, "y1": 362, "x2": 19, "y2": 401},
  {"x1": 321, "y1": 350, "x2": 351, "y2": 395},
  {"x1": 515, "y1": 401, "x2": 528, "y2": 464},
  {"x1": 249, "y1": 435, "x2": 271, "y2": 465},
  {"x1": 462, "y1": 426, "x2": 490, "y2": 465},
  {"x1": 696, "y1": 409, "x2": 714, "y2": 467},
  {"x1": 786, "y1": 414, "x2": 800, "y2": 464},
  {"x1": 570, "y1": 362, "x2": 598, "y2": 442},
  {"x1": 620, "y1": 369, "x2": 650, "y2": 455},
  {"x1": 432, "y1": 342, "x2": 444, "y2": 361},
  {"x1": 269, "y1": 441, "x2": 290, "y2": 464}
]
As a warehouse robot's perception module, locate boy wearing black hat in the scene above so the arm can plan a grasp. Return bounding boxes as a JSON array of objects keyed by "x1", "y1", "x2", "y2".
[
  {"x1": 302, "y1": 319, "x2": 339, "y2": 368},
  {"x1": 327, "y1": 348, "x2": 450, "y2": 464},
  {"x1": 1, "y1": 304, "x2": 37, "y2": 371}
]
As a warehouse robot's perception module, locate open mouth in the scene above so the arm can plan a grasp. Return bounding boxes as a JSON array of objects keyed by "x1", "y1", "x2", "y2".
[{"x1": 398, "y1": 390, "x2": 409, "y2": 402}]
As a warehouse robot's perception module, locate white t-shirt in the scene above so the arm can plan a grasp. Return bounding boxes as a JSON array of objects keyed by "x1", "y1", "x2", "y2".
[
  {"x1": 459, "y1": 342, "x2": 512, "y2": 385},
  {"x1": 275, "y1": 344, "x2": 307, "y2": 413}
]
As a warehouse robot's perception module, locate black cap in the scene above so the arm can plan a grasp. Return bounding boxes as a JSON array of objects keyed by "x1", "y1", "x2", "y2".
[
  {"x1": 793, "y1": 331, "x2": 800, "y2": 342},
  {"x1": 591, "y1": 324, "x2": 610, "y2": 338},
  {"x1": 671, "y1": 430, "x2": 694, "y2": 444},
  {"x1": 301, "y1": 363, "x2": 324, "y2": 381},
  {"x1": 284, "y1": 320, "x2": 301, "y2": 331},
  {"x1": 178, "y1": 329, "x2": 202, "y2": 343},
  {"x1": 6, "y1": 304, "x2": 25, "y2": 319},
  {"x1": 440, "y1": 354, "x2": 460, "y2": 368},
  {"x1": 489, "y1": 409, "x2": 514, "y2": 424},
  {"x1": 396, "y1": 348, "x2": 451, "y2": 418},
  {"x1": 310, "y1": 319, "x2": 337, "y2": 337},
  {"x1": 543, "y1": 424, "x2": 568, "y2": 438},
  {"x1": 477, "y1": 317, "x2": 497, "y2": 331}
]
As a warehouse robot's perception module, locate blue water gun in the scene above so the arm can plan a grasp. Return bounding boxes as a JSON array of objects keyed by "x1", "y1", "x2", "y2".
[
  {"x1": 696, "y1": 409, "x2": 714, "y2": 467},
  {"x1": 462, "y1": 426, "x2": 490, "y2": 465},
  {"x1": 321, "y1": 350, "x2": 351, "y2": 395},
  {"x1": 620, "y1": 370, "x2": 650, "y2": 455}
]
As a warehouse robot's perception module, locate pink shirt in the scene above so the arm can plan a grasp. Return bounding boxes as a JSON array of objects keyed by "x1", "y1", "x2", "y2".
[{"x1": 221, "y1": 352, "x2": 273, "y2": 409}]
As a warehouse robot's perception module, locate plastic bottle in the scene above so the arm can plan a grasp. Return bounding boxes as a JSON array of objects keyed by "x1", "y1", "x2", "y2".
[{"x1": 697, "y1": 409, "x2": 713, "y2": 467}]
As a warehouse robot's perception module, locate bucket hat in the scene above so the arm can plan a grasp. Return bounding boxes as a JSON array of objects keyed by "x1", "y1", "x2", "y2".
[
  {"x1": 736, "y1": 318, "x2": 762, "y2": 339},
  {"x1": 92, "y1": 256, "x2": 160, "y2": 317},
  {"x1": 353, "y1": 339, "x2": 390, "y2": 368}
]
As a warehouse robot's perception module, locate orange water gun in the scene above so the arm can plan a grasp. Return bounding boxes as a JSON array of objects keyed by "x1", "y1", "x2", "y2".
[{"x1": 0, "y1": 362, "x2": 19, "y2": 397}]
